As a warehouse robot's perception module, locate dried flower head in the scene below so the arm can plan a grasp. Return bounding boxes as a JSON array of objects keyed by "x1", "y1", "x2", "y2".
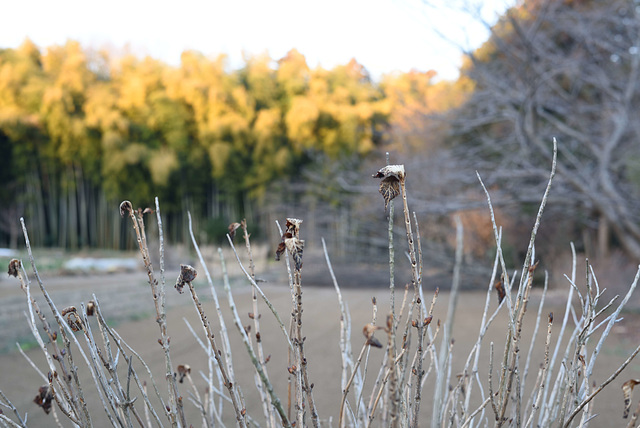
[
  {"x1": 8, "y1": 259, "x2": 20, "y2": 277},
  {"x1": 373, "y1": 165, "x2": 405, "y2": 210},
  {"x1": 495, "y1": 280, "x2": 506, "y2": 304},
  {"x1": 175, "y1": 264, "x2": 198, "y2": 294},
  {"x1": 275, "y1": 218, "x2": 304, "y2": 271},
  {"x1": 34, "y1": 385, "x2": 54, "y2": 414},
  {"x1": 177, "y1": 364, "x2": 191, "y2": 383},
  {"x1": 65, "y1": 310, "x2": 83, "y2": 332},
  {"x1": 623, "y1": 379, "x2": 640, "y2": 418},
  {"x1": 119, "y1": 200, "x2": 133, "y2": 217},
  {"x1": 86, "y1": 301, "x2": 96, "y2": 316},
  {"x1": 228, "y1": 222, "x2": 242, "y2": 239},
  {"x1": 61, "y1": 306, "x2": 77, "y2": 317},
  {"x1": 363, "y1": 323, "x2": 383, "y2": 348}
]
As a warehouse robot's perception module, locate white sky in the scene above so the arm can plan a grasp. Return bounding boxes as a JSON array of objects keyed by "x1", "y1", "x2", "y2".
[{"x1": 1, "y1": 0, "x2": 512, "y2": 81}]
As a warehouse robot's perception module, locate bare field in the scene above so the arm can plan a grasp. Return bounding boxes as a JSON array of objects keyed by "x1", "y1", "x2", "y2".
[{"x1": 1, "y1": 266, "x2": 639, "y2": 426}]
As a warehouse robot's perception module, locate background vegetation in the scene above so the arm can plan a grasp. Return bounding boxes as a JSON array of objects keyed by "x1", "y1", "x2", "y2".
[{"x1": 1, "y1": 0, "x2": 639, "y2": 269}]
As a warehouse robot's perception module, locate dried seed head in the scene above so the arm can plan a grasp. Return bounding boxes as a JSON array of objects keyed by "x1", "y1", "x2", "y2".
[
  {"x1": 373, "y1": 165, "x2": 405, "y2": 210},
  {"x1": 362, "y1": 323, "x2": 376, "y2": 340},
  {"x1": 66, "y1": 312, "x2": 83, "y2": 332},
  {"x1": 228, "y1": 222, "x2": 242, "y2": 239},
  {"x1": 363, "y1": 323, "x2": 383, "y2": 348},
  {"x1": 623, "y1": 379, "x2": 640, "y2": 418},
  {"x1": 142, "y1": 207, "x2": 154, "y2": 214},
  {"x1": 34, "y1": 385, "x2": 53, "y2": 414},
  {"x1": 276, "y1": 219, "x2": 304, "y2": 271},
  {"x1": 119, "y1": 200, "x2": 133, "y2": 217},
  {"x1": 8, "y1": 259, "x2": 20, "y2": 277},
  {"x1": 177, "y1": 364, "x2": 191, "y2": 383},
  {"x1": 61, "y1": 306, "x2": 77, "y2": 317},
  {"x1": 86, "y1": 301, "x2": 95, "y2": 316},
  {"x1": 495, "y1": 280, "x2": 506, "y2": 304},
  {"x1": 175, "y1": 264, "x2": 197, "y2": 293}
]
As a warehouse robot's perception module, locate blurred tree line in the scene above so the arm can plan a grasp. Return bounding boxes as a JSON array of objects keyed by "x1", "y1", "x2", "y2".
[
  {"x1": 0, "y1": 40, "x2": 461, "y2": 250},
  {"x1": 4, "y1": 0, "x2": 638, "y2": 269}
]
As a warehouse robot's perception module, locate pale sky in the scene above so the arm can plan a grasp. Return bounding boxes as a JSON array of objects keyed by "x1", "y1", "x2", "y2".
[{"x1": 1, "y1": 0, "x2": 512, "y2": 81}]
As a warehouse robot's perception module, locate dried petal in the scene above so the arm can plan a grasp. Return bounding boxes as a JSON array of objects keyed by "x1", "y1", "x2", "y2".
[
  {"x1": 228, "y1": 222, "x2": 241, "y2": 239},
  {"x1": 623, "y1": 379, "x2": 640, "y2": 418},
  {"x1": 495, "y1": 280, "x2": 506, "y2": 304},
  {"x1": 363, "y1": 323, "x2": 383, "y2": 348},
  {"x1": 285, "y1": 236, "x2": 304, "y2": 271},
  {"x1": 367, "y1": 336, "x2": 383, "y2": 348},
  {"x1": 61, "y1": 306, "x2": 77, "y2": 317},
  {"x1": 119, "y1": 200, "x2": 133, "y2": 217},
  {"x1": 177, "y1": 364, "x2": 191, "y2": 383},
  {"x1": 34, "y1": 385, "x2": 53, "y2": 414},
  {"x1": 285, "y1": 218, "x2": 303, "y2": 237},
  {"x1": 275, "y1": 219, "x2": 304, "y2": 271},
  {"x1": 275, "y1": 242, "x2": 286, "y2": 261},
  {"x1": 8, "y1": 259, "x2": 20, "y2": 277},
  {"x1": 86, "y1": 301, "x2": 95, "y2": 316}
]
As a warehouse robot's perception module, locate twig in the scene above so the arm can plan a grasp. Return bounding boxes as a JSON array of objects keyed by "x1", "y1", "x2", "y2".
[
  {"x1": 120, "y1": 201, "x2": 183, "y2": 427},
  {"x1": 0, "y1": 390, "x2": 27, "y2": 428},
  {"x1": 240, "y1": 220, "x2": 276, "y2": 428},
  {"x1": 339, "y1": 341, "x2": 370, "y2": 428},
  {"x1": 185, "y1": 277, "x2": 247, "y2": 427},
  {"x1": 563, "y1": 340, "x2": 640, "y2": 428},
  {"x1": 219, "y1": 248, "x2": 291, "y2": 428},
  {"x1": 19, "y1": 219, "x2": 91, "y2": 426}
]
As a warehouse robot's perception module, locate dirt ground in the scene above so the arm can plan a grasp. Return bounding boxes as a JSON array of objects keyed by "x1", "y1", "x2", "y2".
[{"x1": 1, "y1": 262, "x2": 639, "y2": 427}]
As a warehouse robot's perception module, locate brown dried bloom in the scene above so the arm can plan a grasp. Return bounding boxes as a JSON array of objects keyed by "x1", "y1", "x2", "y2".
[
  {"x1": 119, "y1": 200, "x2": 133, "y2": 217},
  {"x1": 373, "y1": 165, "x2": 405, "y2": 210},
  {"x1": 363, "y1": 323, "x2": 383, "y2": 348},
  {"x1": 175, "y1": 264, "x2": 198, "y2": 294},
  {"x1": 228, "y1": 222, "x2": 242, "y2": 239},
  {"x1": 623, "y1": 379, "x2": 640, "y2": 418},
  {"x1": 8, "y1": 259, "x2": 20, "y2": 277},
  {"x1": 177, "y1": 364, "x2": 191, "y2": 383},
  {"x1": 86, "y1": 301, "x2": 96, "y2": 316},
  {"x1": 34, "y1": 385, "x2": 54, "y2": 414},
  {"x1": 275, "y1": 218, "x2": 304, "y2": 271},
  {"x1": 495, "y1": 280, "x2": 506, "y2": 304}
]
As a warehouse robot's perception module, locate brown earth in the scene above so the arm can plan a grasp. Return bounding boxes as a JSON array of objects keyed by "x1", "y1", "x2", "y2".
[{"x1": 0, "y1": 262, "x2": 639, "y2": 427}]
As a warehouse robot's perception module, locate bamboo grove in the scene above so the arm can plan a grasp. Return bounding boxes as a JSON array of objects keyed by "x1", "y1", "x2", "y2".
[{"x1": 0, "y1": 39, "x2": 466, "y2": 249}]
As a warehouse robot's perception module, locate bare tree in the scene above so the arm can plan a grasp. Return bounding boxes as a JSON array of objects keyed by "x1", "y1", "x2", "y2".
[{"x1": 450, "y1": 0, "x2": 640, "y2": 259}]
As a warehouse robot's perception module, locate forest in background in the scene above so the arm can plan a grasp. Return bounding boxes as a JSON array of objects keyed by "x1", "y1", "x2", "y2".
[
  {"x1": 0, "y1": 39, "x2": 467, "y2": 252},
  {"x1": 2, "y1": 0, "x2": 640, "y2": 272}
]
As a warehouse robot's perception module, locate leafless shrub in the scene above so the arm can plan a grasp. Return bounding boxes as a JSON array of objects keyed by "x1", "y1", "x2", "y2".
[{"x1": 1, "y1": 141, "x2": 640, "y2": 427}]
